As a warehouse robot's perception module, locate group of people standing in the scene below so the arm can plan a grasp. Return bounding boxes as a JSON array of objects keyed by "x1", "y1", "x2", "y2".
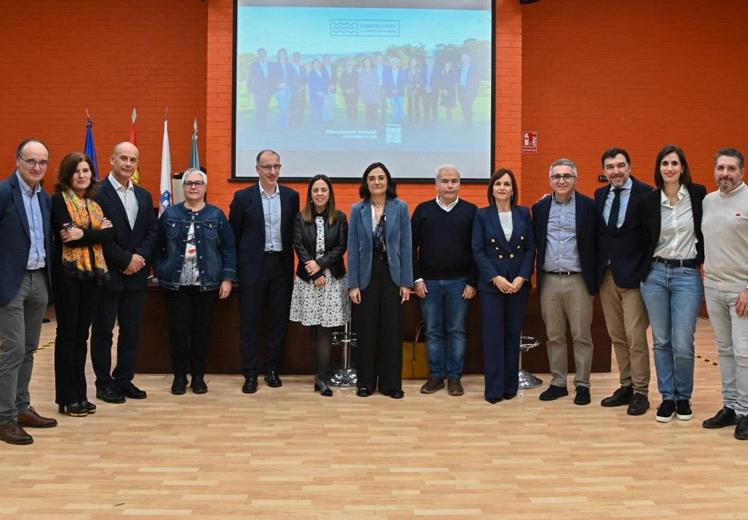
[
  {"x1": 1, "y1": 140, "x2": 747, "y2": 447},
  {"x1": 247, "y1": 49, "x2": 481, "y2": 128}
]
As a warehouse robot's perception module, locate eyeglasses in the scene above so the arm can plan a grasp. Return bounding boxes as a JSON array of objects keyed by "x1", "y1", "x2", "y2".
[
  {"x1": 18, "y1": 157, "x2": 49, "y2": 169},
  {"x1": 258, "y1": 163, "x2": 282, "y2": 172},
  {"x1": 184, "y1": 181, "x2": 205, "y2": 188},
  {"x1": 550, "y1": 174, "x2": 576, "y2": 183}
]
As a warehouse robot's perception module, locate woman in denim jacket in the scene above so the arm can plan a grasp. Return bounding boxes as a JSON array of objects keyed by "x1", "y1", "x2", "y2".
[{"x1": 154, "y1": 169, "x2": 237, "y2": 395}]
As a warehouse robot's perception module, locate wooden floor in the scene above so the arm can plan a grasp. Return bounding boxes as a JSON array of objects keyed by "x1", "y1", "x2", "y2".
[{"x1": 1, "y1": 318, "x2": 747, "y2": 519}]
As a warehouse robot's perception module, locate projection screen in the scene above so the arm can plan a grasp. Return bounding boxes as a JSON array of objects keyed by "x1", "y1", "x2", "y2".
[{"x1": 234, "y1": 0, "x2": 493, "y2": 180}]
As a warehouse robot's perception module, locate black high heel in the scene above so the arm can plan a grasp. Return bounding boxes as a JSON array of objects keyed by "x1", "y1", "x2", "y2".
[
  {"x1": 314, "y1": 378, "x2": 333, "y2": 397},
  {"x1": 58, "y1": 402, "x2": 88, "y2": 417},
  {"x1": 83, "y1": 401, "x2": 97, "y2": 414}
]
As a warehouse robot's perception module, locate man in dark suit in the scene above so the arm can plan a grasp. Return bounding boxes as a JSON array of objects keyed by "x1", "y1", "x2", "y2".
[
  {"x1": 91, "y1": 142, "x2": 158, "y2": 404},
  {"x1": 289, "y1": 52, "x2": 308, "y2": 126},
  {"x1": 532, "y1": 158, "x2": 597, "y2": 406},
  {"x1": 595, "y1": 147, "x2": 653, "y2": 416},
  {"x1": 383, "y1": 57, "x2": 407, "y2": 123},
  {"x1": 457, "y1": 53, "x2": 480, "y2": 127},
  {"x1": 0, "y1": 139, "x2": 58, "y2": 445},
  {"x1": 421, "y1": 55, "x2": 439, "y2": 124},
  {"x1": 229, "y1": 149, "x2": 300, "y2": 394},
  {"x1": 248, "y1": 48, "x2": 273, "y2": 129}
]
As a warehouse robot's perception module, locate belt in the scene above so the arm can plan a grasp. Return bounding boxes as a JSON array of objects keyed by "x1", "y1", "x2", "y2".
[
  {"x1": 264, "y1": 251, "x2": 282, "y2": 256},
  {"x1": 543, "y1": 270, "x2": 579, "y2": 276},
  {"x1": 652, "y1": 257, "x2": 699, "y2": 269}
]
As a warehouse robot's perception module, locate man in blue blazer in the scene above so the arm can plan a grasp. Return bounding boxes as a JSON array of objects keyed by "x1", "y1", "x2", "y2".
[
  {"x1": 532, "y1": 158, "x2": 597, "y2": 406},
  {"x1": 229, "y1": 150, "x2": 300, "y2": 394},
  {"x1": 91, "y1": 142, "x2": 158, "y2": 404},
  {"x1": 0, "y1": 139, "x2": 58, "y2": 445},
  {"x1": 595, "y1": 147, "x2": 653, "y2": 416}
]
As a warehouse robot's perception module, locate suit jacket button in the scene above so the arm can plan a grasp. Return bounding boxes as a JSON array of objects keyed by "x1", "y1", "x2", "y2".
[
  {"x1": 491, "y1": 238, "x2": 495, "y2": 243},
  {"x1": 499, "y1": 255, "x2": 503, "y2": 259},
  {"x1": 520, "y1": 236, "x2": 524, "y2": 240},
  {"x1": 509, "y1": 253, "x2": 514, "y2": 259},
  {"x1": 517, "y1": 245, "x2": 520, "y2": 249}
]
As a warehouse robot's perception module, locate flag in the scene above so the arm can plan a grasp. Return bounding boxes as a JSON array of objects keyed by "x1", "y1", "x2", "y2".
[
  {"x1": 190, "y1": 117, "x2": 201, "y2": 170},
  {"x1": 159, "y1": 115, "x2": 172, "y2": 216},
  {"x1": 84, "y1": 109, "x2": 99, "y2": 180},
  {"x1": 129, "y1": 107, "x2": 141, "y2": 185}
]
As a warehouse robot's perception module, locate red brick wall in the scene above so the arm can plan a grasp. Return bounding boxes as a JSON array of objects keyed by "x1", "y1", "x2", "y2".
[
  {"x1": 0, "y1": 0, "x2": 208, "y2": 198},
  {"x1": 521, "y1": 0, "x2": 748, "y2": 202}
]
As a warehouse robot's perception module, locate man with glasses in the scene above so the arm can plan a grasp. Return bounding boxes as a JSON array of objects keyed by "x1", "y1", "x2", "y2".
[
  {"x1": 91, "y1": 142, "x2": 158, "y2": 404},
  {"x1": 0, "y1": 139, "x2": 58, "y2": 445},
  {"x1": 595, "y1": 148, "x2": 653, "y2": 416},
  {"x1": 229, "y1": 150, "x2": 299, "y2": 394},
  {"x1": 532, "y1": 159, "x2": 598, "y2": 406}
]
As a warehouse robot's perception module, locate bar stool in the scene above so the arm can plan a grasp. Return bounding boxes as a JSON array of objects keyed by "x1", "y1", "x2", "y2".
[
  {"x1": 329, "y1": 322, "x2": 357, "y2": 387},
  {"x1": 519, "y1": 335, "x2": 543, "y2": 389}
]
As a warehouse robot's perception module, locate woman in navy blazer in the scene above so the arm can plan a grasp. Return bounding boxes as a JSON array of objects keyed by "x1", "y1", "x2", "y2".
[
  {"x1": 638, "y1": 145, "x2": 706, "y2": 423},
  {"x1": 348, "y1": 162, "x2": 413, "y2": 399},
  {"x1": 472, "y1": 168, "x2": 535, "y2": 403}
]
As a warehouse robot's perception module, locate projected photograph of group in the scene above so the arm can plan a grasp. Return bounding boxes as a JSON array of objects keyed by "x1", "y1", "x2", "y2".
[{"x1": 234, "y1": 1, "x2": 493, "y2": 180}]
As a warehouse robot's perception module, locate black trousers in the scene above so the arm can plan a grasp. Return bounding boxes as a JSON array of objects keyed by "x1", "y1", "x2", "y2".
[
  {"x1": 165, "y1": 286, "x2": 219, "y2": 377},
  {"x1": 90, "y1": 287, "x2": 146, "y2": 390},
  {"x1": 354, "y1": 255, "x2": 403, "y2": 394},
  {"x1": 239, "y1": 253, "x2": 292, "y2": 377},
  {"x1": 53, "y1": 274, "x2": 101, "y2": 405}
]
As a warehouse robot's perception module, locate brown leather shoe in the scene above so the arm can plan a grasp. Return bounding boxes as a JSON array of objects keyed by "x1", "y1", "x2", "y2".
[
  {"x1": 0, "y1": 421, "x2": 33, "y2": 445},
  {"x1": 447, "y1": 378, "x2": 464, "y2": 396},
  {"x1": 18, "y1": 407, "x2": 58, "y2": 429}
]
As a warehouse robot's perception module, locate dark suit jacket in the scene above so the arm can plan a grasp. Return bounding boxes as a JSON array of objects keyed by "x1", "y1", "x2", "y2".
[
  {"x1": 637, "y1": 183, "x2": 707, "y2": 282},
  {"x1": 229, "y1": 184, "x2": 300, "y2": 286},
  {"x1": 472, "y1": 205, "x2": 535, "y2": 293},
  {"x1": 0, "y1": 173, "x2": 52, "y2": 306},
  {"x1": 532, "y1": 192, "x2": 598, "y2": 295},
  {"x1": 94, "y1": 177, "x2": 158, "y2": 291},
  {"x1": 595, "y1": 176, "x2": 653, "y2": 289}
]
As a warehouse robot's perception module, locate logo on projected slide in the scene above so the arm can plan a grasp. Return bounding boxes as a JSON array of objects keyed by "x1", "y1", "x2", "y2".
[{"x1": 330, "y1": 19, "x2": 400, "y2": 37}]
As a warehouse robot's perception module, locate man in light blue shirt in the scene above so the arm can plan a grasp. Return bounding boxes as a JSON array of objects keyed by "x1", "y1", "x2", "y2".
[{"x1": 0, "y1": 139, "x2": 58, "y2": 445}]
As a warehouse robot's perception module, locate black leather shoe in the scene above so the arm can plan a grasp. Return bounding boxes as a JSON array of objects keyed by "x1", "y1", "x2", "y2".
[
  {"x1": 264, "y1": 371, "x2": 283, "y2": 388},
  {"x1": 191, "y1": 375, "x2": 208, "y2": 394},
  {"x1": 574, "y1": 386, "x2": 591, "y2": 406},
  {"x1": 314, "y1": 378, "x2": 333, "y2": 397},
  {"x1": 386, "y1": 390, "x2": 405, "y2": 399},
  {"x1": 503, "y1": 392, "x2": 517, "y2": 400},
  {"x1": 601, "y1": 386, "x2": 633, "y2": 407},
  {"x1": 703, "y1": 407, "x2": 738, "y2": 429},
  {"x1": 83, "y1": 401, "x2": 97, "y2": 414},
  {"x1": 242, "y1": 377, "x2": 258, "y2": 394},
  {"x1": 626, "y1": 393, "x2": 650, "y2": 416},
  {"x1": 0, "y1": 421, "x2": 33, "y2": 445},
  {"x1": 96, "y1": 386, "x2": 125, "y2": 404},
  {"x1": 58, "y1": 402, "x2": 88, "y2": 417},
  {"x1": 171, "y1": 375, "x2": 188, "y2": 395},
  {"x1": 735, "y1": 416, "x2": 748, "y2": 440},
  {"x1": 486, "y1": 396, "x2": 503, "y2": 404},
  {"x1": 539, "y1": 385, "x2": 569, "y2": 401},
  {"x1": 18, "y1": 407, "x2": 58, "y2": 428},
  {"x1": 356, "y1": 387, "x2": 371, "y2": 397},
  {"x1": 118, "y1": 383, "x2": 147, "y2": 399}
]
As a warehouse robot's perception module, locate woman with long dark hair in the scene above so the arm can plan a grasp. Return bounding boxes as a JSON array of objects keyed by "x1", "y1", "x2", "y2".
[
  {"x1": 348, "y1": 162, "x2": 413, "y2": 398},
  {"x1": 639, "y1": 145, "x2": 706, "y2": 423},
  {"x1": 472, "y1": 168, "x2": 535, "y2": 404},
  {"x1": 51, "y1": 152, "x2": 114, "y2": 416},
  {"x1": 289, "y1": 175, "x2": 349, "y2": 396}
]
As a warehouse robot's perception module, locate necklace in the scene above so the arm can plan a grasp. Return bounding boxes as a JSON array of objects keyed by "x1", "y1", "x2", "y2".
[{"x1": 372, "y1": 201, "x2": 385, "y2": 210}]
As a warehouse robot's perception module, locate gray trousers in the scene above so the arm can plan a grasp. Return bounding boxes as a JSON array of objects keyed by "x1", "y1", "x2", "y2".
[
  {"x1": 540, "y1": 273, "x2": 594, "y2": 388},
  {"x1": 0, "y1": 269, "x2": 48, "y2": 424}
]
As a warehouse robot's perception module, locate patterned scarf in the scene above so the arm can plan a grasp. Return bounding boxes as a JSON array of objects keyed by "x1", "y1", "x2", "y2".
[{"x1": 61, "y1": 190, "x2": 109, "y2": 284}]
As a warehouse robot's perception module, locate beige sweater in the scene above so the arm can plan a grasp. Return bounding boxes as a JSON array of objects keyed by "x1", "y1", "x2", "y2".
[{"x1": 702, "y1": 182, "x2": 748, "y2": 292}]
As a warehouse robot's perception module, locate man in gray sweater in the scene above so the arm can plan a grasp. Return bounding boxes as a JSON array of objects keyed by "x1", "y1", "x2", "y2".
[{"x1": 701, "y1": 147, "x2": 748, "y2": 440}]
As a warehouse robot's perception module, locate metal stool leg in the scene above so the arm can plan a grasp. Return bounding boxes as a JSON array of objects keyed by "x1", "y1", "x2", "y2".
[{"x1": 329, "y1": 322, "x2": 357, "y2": 387}]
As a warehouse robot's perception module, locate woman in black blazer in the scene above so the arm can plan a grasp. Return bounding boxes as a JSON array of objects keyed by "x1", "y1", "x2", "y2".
[
  {"x1": 51, "y1": 152, "x2": 114, "y2": 416},
  {"x1": 289, "y1": 175, "x2": 349, "y2": 397},
  {"x1": 472, "y1": 168, "x2": 535, "y2": 404},
  {"x1": 639, "y1": 145, "x2": 706, "y2": 423}
]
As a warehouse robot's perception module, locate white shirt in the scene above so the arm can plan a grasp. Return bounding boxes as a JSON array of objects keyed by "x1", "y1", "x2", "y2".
[
  {"x1": 435, "y1": 196, "x2": 459, "y2": 212},
  {"x1": 498, "y1": 210, "x2": 513, "y2": 241},
  {"x1": 108, "y1": 174, "x2": 138, "y2": 228},
  {"x1": 259, "y1": 183, "x2": 282, "y2": 252},
  {"x1": 654, "y1": 185, "x2": 697, "y2": 260}
]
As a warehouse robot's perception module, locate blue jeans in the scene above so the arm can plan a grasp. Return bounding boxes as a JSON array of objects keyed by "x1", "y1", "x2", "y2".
[
  {"x1": 419, "y1": 278, "x2": 469, "y2": 379},
  {"x1": 640, "y1": 262, "x2": 703, "y2": 400}
]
